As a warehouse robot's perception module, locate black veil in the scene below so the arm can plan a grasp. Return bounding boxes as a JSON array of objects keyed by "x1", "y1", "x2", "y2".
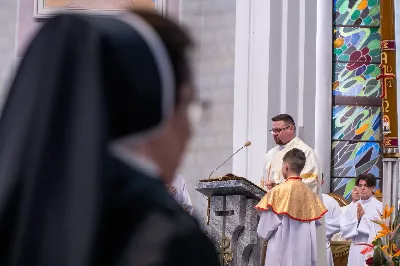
[{"x1": 0, "y1": 12, "x2": 174, "y2": 266}]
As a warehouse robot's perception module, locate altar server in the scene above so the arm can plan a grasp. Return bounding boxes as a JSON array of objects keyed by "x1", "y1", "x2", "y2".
[
  {"x1": 256, "y1": 148, "x2": 327, "y2": 266},
  {"x1": 322, "y1": 194, "x2": 341, "y2": 266},
  {"x1": 168, "y1": 174, "x2": 193, "y2": 215},
  {"x1": 341, "y1": 174, "x2": 382, "y2": 266}
]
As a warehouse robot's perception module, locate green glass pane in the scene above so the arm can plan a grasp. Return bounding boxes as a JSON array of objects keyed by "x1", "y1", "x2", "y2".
[
  {"x1": 351, "y1": 10, "x2": 360, "y2": 21},
  {"x1": 334, "y1": 0, "x2": 380, "y2": 26}
]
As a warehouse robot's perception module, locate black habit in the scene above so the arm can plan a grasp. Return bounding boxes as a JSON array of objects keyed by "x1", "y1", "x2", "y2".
[{"x1": 0, "y1": 13, "x2": 220, "y2": 266}]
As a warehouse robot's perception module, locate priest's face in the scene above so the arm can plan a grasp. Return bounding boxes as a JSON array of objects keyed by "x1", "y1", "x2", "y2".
[
  {"x1": 351, "y1": 186, "x2": 360, "y2": 202},
  {"x1": 357, "y1": 180, "x2": 374, "y2": 200},
  {"x1": 271, "y1": 121, "x2": 295, "y2": 145}
]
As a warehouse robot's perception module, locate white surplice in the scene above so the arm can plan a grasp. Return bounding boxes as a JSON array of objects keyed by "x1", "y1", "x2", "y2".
[
  {"x1": 257, "y1": 210, "x2": 321, "y2": 266},
  {"x1": 331, "y1": 203, "x2": 355, "y2": 241},
  {"x1": 340, "y1": 197, "x2": 382, "y2": 266},
  {"x1": 172, "y1": 174, "x2": 193, "y2": 215},
  {"x1": 322, "y1": 194, "x2": 341, "y2": 266},
  {"x1": 260, "y1": 137, "x2": 327, "y2": 266}
]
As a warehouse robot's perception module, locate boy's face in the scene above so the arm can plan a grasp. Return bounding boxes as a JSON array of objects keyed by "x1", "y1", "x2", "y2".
[
  {"x1": 351, "y1": 186, "x2": 360, "y2": 202},
  {"x1": 357, "y1": 179, "x2": 374, "y2": 200}
]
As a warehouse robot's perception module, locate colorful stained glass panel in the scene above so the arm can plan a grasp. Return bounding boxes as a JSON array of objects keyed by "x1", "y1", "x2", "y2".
[
  {"x1": 332, "y1": 105, "x2": 381, "y2": 141},
  {"x1": 333, "y1": 63, "x2": 381, "y2": 97},
  {"x1": 331, "y1": 177, "x2": 381, "y2": 199},
  {"x1": 331, "y1": 140, "x2": 382, "y2": 177},
  {"x1": 334, "y1": 0, "x2": 380, "y2": 26},
  {"x1": 333, "y1": 26, "x2": 381, "y2": 63}
]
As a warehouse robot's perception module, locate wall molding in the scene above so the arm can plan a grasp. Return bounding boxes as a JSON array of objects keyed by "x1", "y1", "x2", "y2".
[{"x1": 232, "y1": 0, "x2": 270, "y2": 184}]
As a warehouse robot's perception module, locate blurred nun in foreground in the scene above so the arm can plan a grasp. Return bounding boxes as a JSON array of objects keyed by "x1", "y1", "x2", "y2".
[{"x1": 0, "y1": 10, "x2": 218, "y2": 266}]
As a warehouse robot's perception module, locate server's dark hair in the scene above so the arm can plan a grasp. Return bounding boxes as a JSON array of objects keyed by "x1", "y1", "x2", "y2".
[
  {"x1": 356, "y1": 174, "x2": 376, "y2": 187},
  {"x1": 283, "y1": 148, "x2": 306, "y2": 174}
]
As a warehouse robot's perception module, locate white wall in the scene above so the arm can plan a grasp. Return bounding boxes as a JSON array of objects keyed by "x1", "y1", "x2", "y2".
[
  {"x1": 178, "y1": 0, "x2": 236, "y2": 217},
  {"x1": 232, "y1": 0, "x2": 331, "y2": 190},
  {"x1": 0, "y1": 0, "x2": 18, "y2": 107}
]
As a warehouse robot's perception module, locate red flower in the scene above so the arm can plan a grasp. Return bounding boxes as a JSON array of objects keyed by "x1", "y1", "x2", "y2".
[
  {"x1": 355, "y1": 243, "x2": 374, "y2": 255},
  {"x1": 360, "y1": 246, "x2": 374, "y2": 255},
  {"x1": 365, "y1": 256, "x2": 373, "y2": 265}
]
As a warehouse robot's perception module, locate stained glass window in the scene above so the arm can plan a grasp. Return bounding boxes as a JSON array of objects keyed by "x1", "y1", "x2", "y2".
[
  {"x1": 333, "y1": 63, "x2": 381, "y2": 97},
  {"x1": 331, "y1": 0, "x2": 382, "y2": 199},
  {"x1": 334, "y1": 0, "x2": 380, "y2": 26}
]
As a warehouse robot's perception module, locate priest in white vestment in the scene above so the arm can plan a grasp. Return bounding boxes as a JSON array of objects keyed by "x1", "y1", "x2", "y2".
[
  {"x1": 259, "y1": 114, "x2": 327, "y2": 265},
  {"x1": 256, "y1": 148, "x2": 327, "y2": 266},
  {"x1": 168, "y1": 174, "x2": 194, "y2": 215},
  {"x1": 340, "y1": 174, "x2": 382, "y2": 266},
  {"x1": 322, "y1": 194, "x2": 341, "y2": 266}
]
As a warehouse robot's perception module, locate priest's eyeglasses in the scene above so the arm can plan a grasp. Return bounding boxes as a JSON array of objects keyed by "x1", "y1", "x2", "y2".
[{"x1": 269, "y1": 126, "x2": 290, "y2": 134}]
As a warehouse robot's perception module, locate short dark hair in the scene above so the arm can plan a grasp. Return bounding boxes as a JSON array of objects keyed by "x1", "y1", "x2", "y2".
[
  {"x1": 282, "y1": 148, "x2": 306, "y2": 174},
  {"x1": 133, "y1": 11, "x2": 193, "y2": 104},
  {"x1": 271, "y1": 114, "x2": 296, "y2": 127},
  {"x1": 356, "y1": 174, "x2": 376, "y2": 187}
]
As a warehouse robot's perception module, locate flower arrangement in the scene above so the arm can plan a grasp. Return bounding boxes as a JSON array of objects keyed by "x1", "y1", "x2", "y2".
[{"x1": 359, "y1": 205, "x2": 400, "y2": 266}]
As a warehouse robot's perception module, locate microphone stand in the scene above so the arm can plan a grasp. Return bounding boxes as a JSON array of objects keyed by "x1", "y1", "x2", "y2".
[
  {"x1": 205, "y1": 142, "x2": 251, "y2": 225},
  {"x1": 208, "y1": 145, "x2": 246, "y2": 179}
]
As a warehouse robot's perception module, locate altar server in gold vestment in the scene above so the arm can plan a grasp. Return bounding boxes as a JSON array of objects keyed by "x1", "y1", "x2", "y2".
[
  {"x1": 260, "y1": 114, "x2": 327, "y2": 265},
  {"x1": 256, "y1": 148, "x2": 327, "y2": 266}
]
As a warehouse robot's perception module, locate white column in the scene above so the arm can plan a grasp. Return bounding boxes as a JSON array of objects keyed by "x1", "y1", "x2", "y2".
[
  {"x1": 246, "y1": 0, "x2": 270, "y2": 184},
  {"x1": 315, "y1": 0, "x2": 332, "y2": 193},
  {"x1": 232, "y1": 0, "x2": 270, "y2": 184},
  {"x1": 233, "y1": 0, "x2": 321, "y2": 184},
  {"x1": 382, "y1": 159, "x2": 400, "y2": 214},
  {"x1": 232, "y1": 0, "x2": 251, "y2": 179}
]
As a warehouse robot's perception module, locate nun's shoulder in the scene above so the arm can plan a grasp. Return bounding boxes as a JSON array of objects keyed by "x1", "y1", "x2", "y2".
[{"x1": 121, "y1": 210, "x2": 220, "y2": 266}]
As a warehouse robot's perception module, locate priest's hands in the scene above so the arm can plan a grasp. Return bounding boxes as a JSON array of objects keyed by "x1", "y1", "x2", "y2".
[
  {"x1": 266, "y1": 180, "x2": 276, "y2": 191},
  {"x1": 357, "y1": 203, "x2": 365, "y2": 220}
]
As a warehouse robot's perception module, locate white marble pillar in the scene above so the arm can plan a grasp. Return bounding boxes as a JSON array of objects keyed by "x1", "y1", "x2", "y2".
[
  {"x1": 315, "y1": 0, "x2": 332, "y2": 193},
  {"x1": 382, "y1": 158, "x2": 400, "y2": 214}
]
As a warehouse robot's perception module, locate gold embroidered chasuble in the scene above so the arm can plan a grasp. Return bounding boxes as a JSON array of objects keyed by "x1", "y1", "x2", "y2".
[{"x1": 256, "y1": 177, "x2": 327, "y2": 221}]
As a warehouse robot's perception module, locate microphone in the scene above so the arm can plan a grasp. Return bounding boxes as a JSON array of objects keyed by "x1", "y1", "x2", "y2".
[{"x1": 208, "y1": 141, "x2": 252, "y2": 179}]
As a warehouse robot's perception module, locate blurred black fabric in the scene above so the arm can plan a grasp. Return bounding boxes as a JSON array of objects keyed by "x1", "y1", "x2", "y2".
[
  {"x1": 94, "y1": 156, "x2": 220, "y2": 266},
  {"x1": 0, "y1": 14, "x2": 219, "y2": 266}
]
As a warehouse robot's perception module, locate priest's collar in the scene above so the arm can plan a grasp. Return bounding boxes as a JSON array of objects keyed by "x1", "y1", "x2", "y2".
[{"x1": 279, "y1": 137, "x2": 299, "y2": 150}]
